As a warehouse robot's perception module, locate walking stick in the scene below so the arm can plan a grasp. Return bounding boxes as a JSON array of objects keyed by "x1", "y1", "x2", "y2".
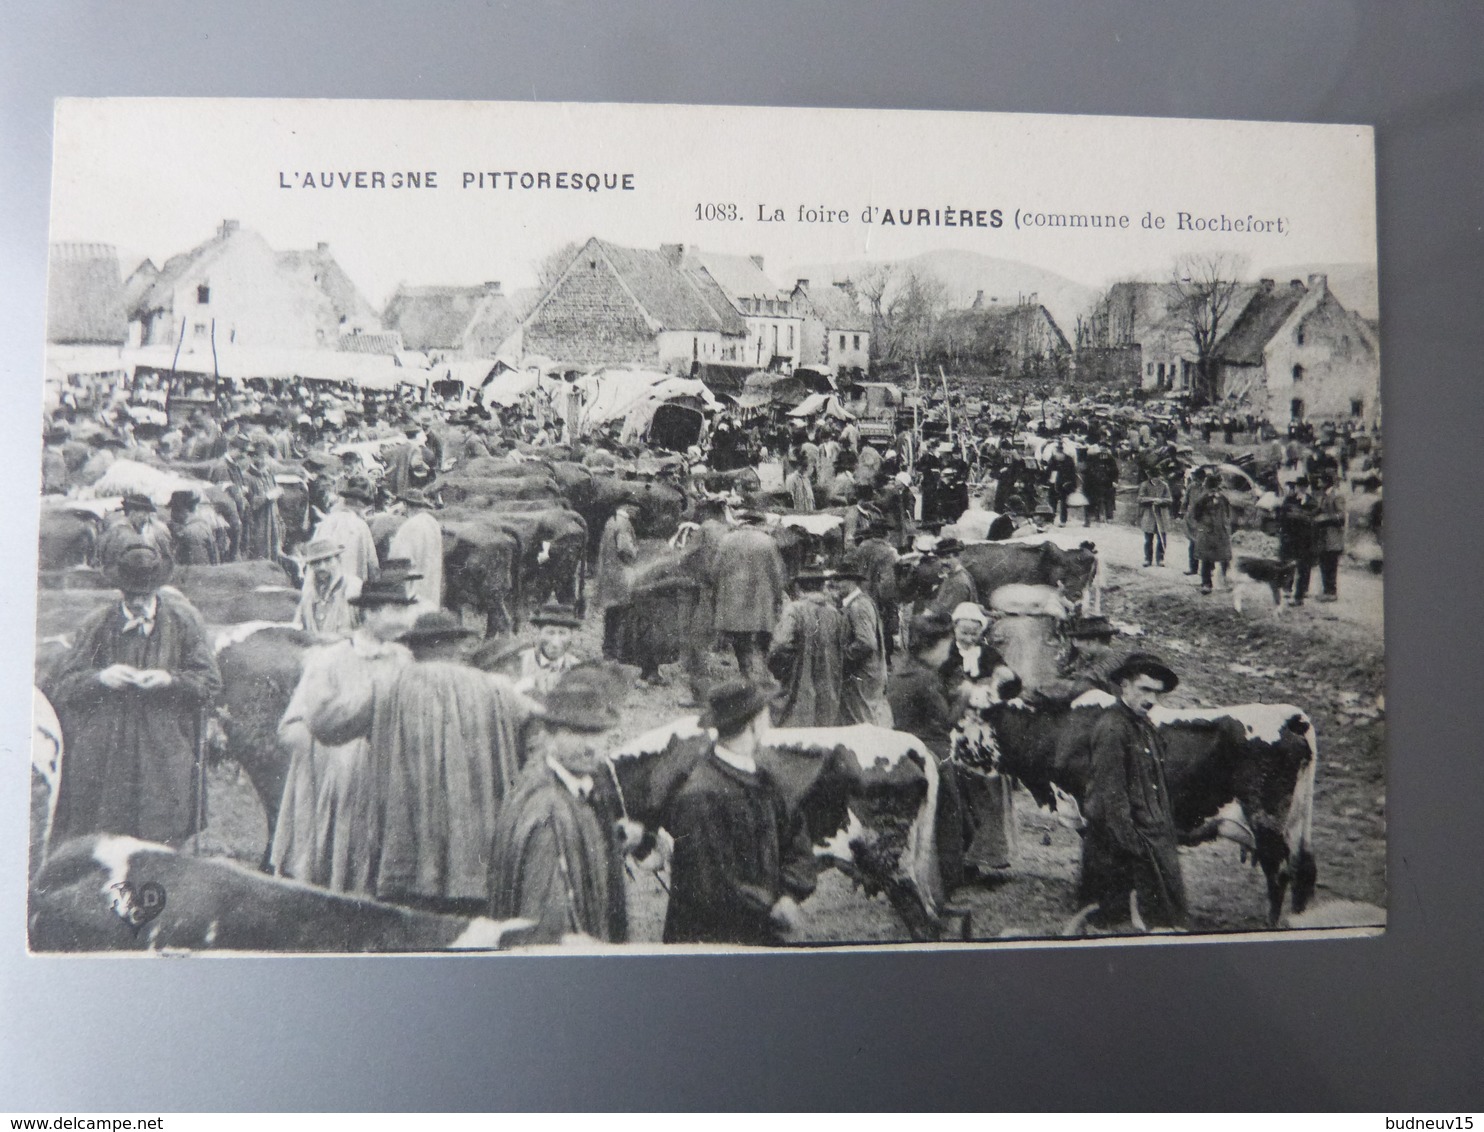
[{"x1": 193, "y1": 706, "x2": 208, "y2": 856}]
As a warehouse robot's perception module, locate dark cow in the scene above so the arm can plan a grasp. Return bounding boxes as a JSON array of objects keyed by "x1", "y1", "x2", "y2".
[
  {"x1": 29, "y1": 834, "x2": 533, "y2": 952},
  {"x1": 609, "y1": 720, "x2": 950, "y2": 941},
  {"x1": 171, "y1": 560, "x2": 300, "y2": 624},
  {"x1": 442, "y1": 520, "x2": 523, "y2": 635},
  {"x1": 578, "y1": 476, "x2": 685, "y2": 555},
  {"x1": 978, "y1": 684, "x2": 1318, "y2": 925},
  {"x1": 38, "y1": 506, "x2": 102, "y2": 570},
  {"x1": 434, "y1": 475, "x2": 566, "y2": 506},
  {"x1": 696, "y1": 466, "x2": 763, "y2": 500},
  {"x1": 442, "y1": 504, "x2": 587, "y2": 621},
  {"x1": 213, "y1": 624, "x2": 315, "y2": 853},
  {"x1": 961, "y1": 539, "x2": 1099, "y2": 603}
]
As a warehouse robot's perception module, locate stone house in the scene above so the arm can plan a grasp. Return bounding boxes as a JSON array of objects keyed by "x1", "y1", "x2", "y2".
[
  {"x1": 520, "y1": 237, "x2": 748, "y2": 372},
  {"x1": 382, "y1": 280, "x2": 520, "y2": 357},
  {"x1": 128, "y1": 220, "x2": 379, "y2": 350},
  {"x1": 1214, "y1": 274, "x2": 1380, "y2": 426},
  {"x1": 686, "y1": 249, "x2": 803, "y2": 371},
  {"x1": 925, "y1": 292, "x2": 1069, "y2": 378},
  {"x1": 793, "y1": 279, "x2": 870, "y2": 373}
]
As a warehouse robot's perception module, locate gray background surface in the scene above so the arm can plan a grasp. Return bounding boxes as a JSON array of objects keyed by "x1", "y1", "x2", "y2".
[{"x1": 1, "y1": 1, "x2": 1480, "y2": 1111}]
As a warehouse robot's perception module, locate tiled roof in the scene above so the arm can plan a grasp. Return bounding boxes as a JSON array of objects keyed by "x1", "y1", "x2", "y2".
[
  {"x1": 593, "y1": 240, "x2": 747, "y2": 335},
  {"x1": 383, "y1": 284, "x2": 516, "y2": 351},
  {"x1": 689, "y1": 250, "x2": 783, "y2": 305},
  {"x1": 802, "y1": 283, "x2": 870, "y2": 332},
  {"x1": 1215, "y1": 283, "x2": 1308, "y2": 365},
  {"x1": 47, "y1": 243, "x2": 126, "y2": 344}
]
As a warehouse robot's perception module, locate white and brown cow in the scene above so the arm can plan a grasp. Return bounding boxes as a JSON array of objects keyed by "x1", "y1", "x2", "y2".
[
  {"x1": 29, "y1": 835, "x2": 534, "y2": 953},
  {"x1": 608, "y1": 719, "x2": 951, "y2": 941},
  {"x1": 977, "y1": 681, "x2": 1319, "y2": 925}
]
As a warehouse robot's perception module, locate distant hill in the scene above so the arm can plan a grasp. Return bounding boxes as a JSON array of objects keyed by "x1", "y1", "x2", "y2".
[
  {"x1": 1256, "y1": 262, "x2": 1378, "y2": 318},
  {"x1": 781, "y1": 248, "x2": 1099, "y2": 337}
]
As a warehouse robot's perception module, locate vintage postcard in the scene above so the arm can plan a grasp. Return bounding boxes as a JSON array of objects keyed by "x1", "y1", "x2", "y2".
[{"x1": 29, "y1": 99, "x2": 1384, "y2": 953}]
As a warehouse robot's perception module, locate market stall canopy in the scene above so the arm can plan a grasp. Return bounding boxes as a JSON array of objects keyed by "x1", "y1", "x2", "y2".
[
  {"x1": 123, "y1": 344, "x2": 426, "y2": 389},
  {"x1": 787, "y1": 392, "x2": 856, "y2": 421},
  {"x1": 573, "y1": 367, "x2": 720, "y2": 435}
]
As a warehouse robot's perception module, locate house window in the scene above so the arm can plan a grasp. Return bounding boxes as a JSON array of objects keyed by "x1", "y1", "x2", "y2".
[
  {"x1": 1291, "y1": 398, "x2": 1305, "y2": 421},
  {"x1": 1147, "y1": 362, "x2": 1154, "y2": 376},
  {"x1": 1296, "y1": 326, "x2": 1305, "y2": 346},
  {"x1": 853, "y1": 334, "x2": 861, "y2": 350},
  {"x1": 839, "y1": 334, "x2": 847, "y2": 350},
  {"x1": 788, "y1": 325, "x2": 795, "y2": 350},
  {"x1": 1351, "y1": 398, "x2": 1365, "y2": 418},
  {"x1": 1292, "y1": 364, "x2": 1305, "y2": 382},
  {"x1": 193, "y1": 322, "x2": 208, "y2": 337},
  {"x1": 196, "y1": 284, "x2": 210, "y2": 304}
]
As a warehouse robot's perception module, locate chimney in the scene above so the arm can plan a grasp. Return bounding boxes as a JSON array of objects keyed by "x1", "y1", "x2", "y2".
[
  {"x1": 1259, "y1": 278, "x2": 1275, "y2": 291},
  {"x1": 1306, "y1": 272, "x2": 1328, "y2": 294},
  {"x1": 219, "y1": 219, "x2": 240, "y2": 238},
  {"x1": 660, "y1": 243, "x2": 684, "y2": 266},
  {"x1": 1290, "y1": 278, "x2": 1304, "y2": 289},
  {"x1": 972, "y1": 289, "x2": 985, "y2": 309},
  {"x1": 483, "y1": 281, "x2": 502, "y2": 295},
  {"x1": 750, "y1": 255, "x2": 764, "y2": 271},
  {"x1": 316, "y1": 241, "x2": 329, "y2": 254},
  {"x1": 796, "y1": 278, "x2": 810, "y2": 292}
]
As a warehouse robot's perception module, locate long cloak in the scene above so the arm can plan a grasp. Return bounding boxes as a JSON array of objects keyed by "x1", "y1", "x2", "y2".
[
  {"x1": 371, "y1": 663, "x2": 535, "y2": 905},
  {"x1": 45, "y1": 594, "x2": 221, "y2": 848},
  {"x1": 269, "y1": 636, "x2": 411, "y2": 894},
  {"x1": 712, "y1": 527, "x2": 787, "y2": 633},
  {"x1": 388, "y1": 509, "x2": 444, "y2": 607},
  {"x1": 487, "y1": 758, "x2": 627, "y2": 943},
  {"x1": 766, "y1": 598, "x2": 846, "y2": 728},
  {"x1": 840, "y1": 591, "x2": 891, "y2": 727},
  {"x1": 313, "y1": 507, "x2": 379, "y2": 582}
]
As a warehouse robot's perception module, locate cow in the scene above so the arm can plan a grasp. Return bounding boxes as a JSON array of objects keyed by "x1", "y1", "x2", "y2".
[
  {"x1": 577, "y1": 476, "x2": 685, "y2": 556},
  {"x1": 443, "y1": 504, "x2": 588, "y2": 619},
  {"x1": 696, "y1": 466, "x2": 763, "y2": 501},
  {"x1": 441, "y1": 520, "x2": 523, "y2": 636},
  {"x1": 974, "y1": 677, "x2": 1318, "y2": 926},
  {"x1": 170, "y1": 560, "x2": 301, "y2": 624},
  {"x1": 213, "y1": 624, "x2": 315, "y2": 856},
  {"x1": 962, "y1": 539, "x2": 1099, "y2": 604},
  {"x1": 38, "y1": 505, "x2": 102, "y2": 570},
  {"x1": 435, "y1": 475, "x2": 566, "y2": 506},
  {"x1": 608, "y1": 719, "x2": 951, "y2": 942},
  {"x1": 29, "y1": 835, "x2": 534, "y2": 953}
]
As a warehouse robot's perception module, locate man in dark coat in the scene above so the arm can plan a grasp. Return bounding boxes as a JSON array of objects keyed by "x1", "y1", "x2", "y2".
[
  {"x1": 849, "y1": 524, "x2": 900, "y2": 662},
  {"x1": 1080, "y1": 652, "x2": 1188, "y2": 931},
  {"x1": 662, "y1": 681, "x2": 817, "y2": 946},
  {"x1": 1277, "y1": 476, "x2": 1319, "y2": 605},
  {"x1": 487, "y1": 665, "x2": 633, "y2": 943},
  {"x1": 928, "y1": 538, "x2": 978, "y2": 619},
  {"x1": 45, "y1": 546, "x2": 222, "y2": 849},
  {"x1": 168, "y1": 490, "x2": 220, "y2": 566},
  {"x1": 594, "y1": 503, "x2": 639, "y2": 661},
  {"x1": 766, "y1": 571, "x2": 846, "y2": 728},
  {"x1": 712, "y1": 512, "x2": 788, "y2": 683}
]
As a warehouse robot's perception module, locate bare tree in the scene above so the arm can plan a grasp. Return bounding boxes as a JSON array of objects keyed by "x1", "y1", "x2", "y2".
[
  {"x1": 850, "y1": 263, "x2": 895, "y2": 363},
  {"x1": 1166, "y1": 252, "x2": 1248, "y2": 406},
  {"x1": 532, "y1": 241, "x2": 582, "y2": 292},
  {"x1": 887, "y1": 268, "x2": 948, "y2": 368}
]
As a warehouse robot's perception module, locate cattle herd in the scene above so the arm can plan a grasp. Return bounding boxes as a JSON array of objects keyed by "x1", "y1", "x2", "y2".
[{"x1": 28, "y1": 385, "x2": 1385, "y2": 951}]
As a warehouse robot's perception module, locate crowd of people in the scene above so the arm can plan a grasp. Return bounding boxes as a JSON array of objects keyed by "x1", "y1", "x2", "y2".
[{"x1": 35, "y1": 369, "x2": 1380, "y2": 944}]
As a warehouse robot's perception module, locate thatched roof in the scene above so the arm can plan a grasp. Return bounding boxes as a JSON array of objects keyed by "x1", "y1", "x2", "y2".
[
  {"x1": 1215, "y1": 281, "x2": 1309, "y2": 365},
  {"x1": 47, "y1": 243, "x2": 126, "y2": 344},
  {"x1": 383, "y1": 282, "x2": 518, "y2": 352}
]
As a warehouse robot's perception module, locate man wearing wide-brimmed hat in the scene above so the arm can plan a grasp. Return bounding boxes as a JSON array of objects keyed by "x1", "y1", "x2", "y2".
[
  {"x1": 44, "y1": 545, "x2": 221, "y2": 849},
  {"x1": 311, "y1": 472, "x2": 379, "y2": 583},
  {"x1": 511, "y1": 602, "x2": 583, "y2": 697},
  {"x1": 388, "y1": 487, "x2": 442, "y2": 609},
  {"x1": 767, "y1": 566, "x2": 846, "y2": 728},
  {"x1": 663, "y1": 679, "x2": 816, "y2": 946},
  {"x1": 292, "y1": 538, "x2": 361, "y2": 639},
  {"x1": 487, "y1": 664, "x2": 633, "y2": 943},
  {"x1": 827, "y1": 564, "x2": 891, "y2": 728},
  {"x1": 270, "y1": 578, "x2": 416, "y2": 894},
  {"x1": 98, "y1": 493, "x2": 174, "y2": 576},
  {"x1": 928, "y1": 536, "x2": 978, "y2": 620},
  {"x1": 168, "y1": 489, "x2": 220, "y2": 566},
  {"x1": 1080, "y1": 651, "x2": 1188, "y2": 931},
  {"x1": 713, "y1": 509, "x2": 789, "y2": 683}
]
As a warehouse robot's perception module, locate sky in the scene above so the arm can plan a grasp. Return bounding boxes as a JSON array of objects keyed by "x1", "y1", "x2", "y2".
[{"x1": 48, "y1": 99, "x2": 1379, "y2": 309}]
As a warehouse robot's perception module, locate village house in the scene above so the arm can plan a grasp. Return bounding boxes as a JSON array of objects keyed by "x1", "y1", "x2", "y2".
[
  {"x1": 685, "y1": 249, "x2": 803, "y2": 371},
  {"x1": 520, "y1": 237, "x2": 748, "y2": 372},
  {"x1": 127, "y1": 220, "x2": 380, "y2": 351},
  {"x1": 382, "y1": 280, "x2": 521, "y2": 358},
  {"x1": 1214, "y1": 274, "x2": 1380, "y2": 427},
  {"x1": 793, "y1": 279, "x2": 871, "y2": 374},
  {"x1": 47, "y1": 243, "x2": 127, "y2": 346},
  {"x1": 925, "y1": 291, "x2": 1069, "y2": 379}
]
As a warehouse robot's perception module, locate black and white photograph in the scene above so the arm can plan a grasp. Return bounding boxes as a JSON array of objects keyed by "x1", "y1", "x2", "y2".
[{"x1": 28, "y1": 98, "x2": 1385, "y2": 953}]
